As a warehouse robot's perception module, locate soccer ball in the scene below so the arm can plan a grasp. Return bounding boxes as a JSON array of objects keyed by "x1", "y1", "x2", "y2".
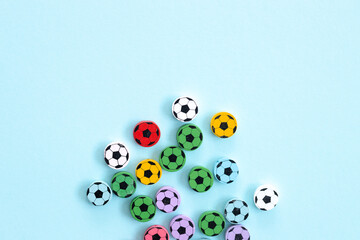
[
  {"x1": 188, "y1": 166, "x2": 214, "y2": 193},
  {"x1": 86, "y1": 181, "x2": 112, "y2": 206},
  {"x1": 133, "y1": 121, "x2": 161, "y2": 147},
  {"x1": 144, "y1": 225, "x2": 169, "y2": 240},
  {"x1": 104, "y1": 142, "x2": 129, "y2": 169},
  {"x1": 155, "y1": 186, "x2": 181, "y2": 213},
  {"x1": 214, "y1": 158, "x2": 239, "y2": 184},
  {"x1": 136, "y1": 159, "x2": 162, "y2": 185},
  {"x1": 210, "y1": 112, "x2": 237, "y2": 138},
  {"x1": 159, "y1": 146, "x2": 186, "y2": 172},
  {"x1": 198, "y1": 211, "x2": 225, "y2": 236},
  {"x1": 176, "y1": 124, "x2": 203, "y2": 151},
  {"x1": 224, "y1": 199, "x2": 249, "y2": 224},
  {"x1": 172, "y1": 96, "x2": 199, "y2": 122},
  {"x1": 225, "y1": 225, "x2": 250, "y2": 240},
  {"x1": 130, "y1": 195, "x2": 156, "y2": 222},
  {"x1": 254, "y1": 184, "x2": 279, "y2": 211},
  {"x1": 110, "y1": 171, "x2": 136, "y2": 198},
  {"x1": 169, "y1": 215, "x2": 195, "y2": 240}
]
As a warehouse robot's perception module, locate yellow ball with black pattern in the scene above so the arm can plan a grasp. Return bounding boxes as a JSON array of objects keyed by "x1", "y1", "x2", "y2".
[
  {"x1": 135, "y1": 159, "x2": 162, "y2": 185},
  {"x1": 210, "y1": 112, "x2": 237, "y2": 138}
]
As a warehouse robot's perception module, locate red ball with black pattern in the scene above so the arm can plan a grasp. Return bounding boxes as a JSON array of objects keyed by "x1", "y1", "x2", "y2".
[{"x1": 133, "y1": 121, "x2": 161, "y2": 147}]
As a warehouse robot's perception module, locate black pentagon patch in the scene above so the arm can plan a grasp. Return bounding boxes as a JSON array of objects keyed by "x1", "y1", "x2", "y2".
[
  {"x1": 208, "y1": 221, "x2": 216, "y2": 229},
  {"x1": 112, "y1": 151, "x2": 120, "y2": 159},
  {"x1": 181, "y1": 105, "x2": 190, "y2": 113},
  {"x1": 233, "y1": 208, "x2": 240, "y2": 215},
  {"x1": 139, "y1": 203, "x2": 148, "y2": 212},
  {"x1": 220, "y1": 122, "x2": 228, "y2": 130},
  {"x1": 94, "y1": 190, "x2": 103, "y2": 198},
  {"x1": 263, "y1": 196, "x2": 271, "y2": 203},
  {"x1": 153, "y1": 234, "x2": 161, "y2": 240},
  {"x1": 120, "y1": 182, "x2": 128, "y2": 189},
  {"x1": 143, "y1": 129, "x2": 151, "y2": 138},
  {"x1": 195, "y1": 176, "x2": 203, "y2": 184},
  {"x1": 178, "y1": 226, "x2": 186, "y2": 234},
  {"x1": 169, "y1": 154, "x2": 177, "y2": 162},
  {"x1": 163, "y1": 197, "x2": 171, "y2": 205},
  {"x1": 224, "y1": 167, "x2": 233, "y2": 176},
  {"x1": 186, "y1": 134, "x2": 194, "y2": 142},
  {"x1": 144, "y1": 170, "x2": 152, "y2": 178}
]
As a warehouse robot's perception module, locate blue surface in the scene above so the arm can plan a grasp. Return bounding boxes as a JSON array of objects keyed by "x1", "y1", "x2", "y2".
[{"x1": 0, "y1": 1, "x2": 359, "y2": 239}]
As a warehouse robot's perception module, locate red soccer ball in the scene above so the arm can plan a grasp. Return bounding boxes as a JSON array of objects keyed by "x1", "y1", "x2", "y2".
[
  {"x1": 133, "y1": 121, "x2": 161, "y2": 147},
  {"x1": 144, "y1": 225, "x2": 169, "y2": 240}
]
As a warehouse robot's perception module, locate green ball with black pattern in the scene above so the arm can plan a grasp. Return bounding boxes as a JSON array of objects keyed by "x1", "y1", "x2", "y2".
[
  {"x1": 159, "y1": 146, "x2": 186, "y2": 172},
  {"x1": 130, "y1": 195, "x2": 156, "y2": 222},
  {"x1": 111, "y1": 171, "x2": 136, "y2": 198},
  {"x1": 199, "y1": 210, "x2": 225, "y2": 236},
  {"x1": 176, "y1": 124, "x2": 203, "y2": 151},
  {"x1": 188, "y1": 166, "x2": 214, "y2": 192}
]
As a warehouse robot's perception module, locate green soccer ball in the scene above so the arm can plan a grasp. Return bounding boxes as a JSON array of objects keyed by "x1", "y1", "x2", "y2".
[
  {"x1": 176, "y1": 124, "x2": 203, "y2": 151},
  {"x1": 159, "y1": 146, "x2": 186, "y2": 172},
  {"x1": 199, "y1": 211, "x2": 225, "y2": 236},
  {"x1": 111, "y1": 171, "x2": 136, "y2": 198},
  {"x1": 188, "y1": 166, "x2": 214, "y2": 193},
  {"x1": 130, "y1": 195, "x2": 156, "y2": 222}
]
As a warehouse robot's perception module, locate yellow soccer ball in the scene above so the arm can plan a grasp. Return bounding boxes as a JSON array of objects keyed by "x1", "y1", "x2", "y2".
[
  {"x1": 135, "y1": 159, "x2": 162, "y2": 185},
  {"x1": 210, "y1": 112, "x2": 237, "y2": 138}
]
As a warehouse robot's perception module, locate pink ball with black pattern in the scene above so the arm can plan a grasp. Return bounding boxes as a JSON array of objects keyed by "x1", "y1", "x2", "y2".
[{"x1": 144, "y1": 225, "x2": 169, "y2": 240}]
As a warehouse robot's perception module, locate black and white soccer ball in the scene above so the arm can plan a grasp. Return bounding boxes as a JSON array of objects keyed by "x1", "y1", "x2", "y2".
[
  {"x1": 224, "y1": 199, "x2": 249, "y2": 224},
  {"x1": 254, "y1": 184, "x2": 279, "y2": 211},
  {"x1": 172, "y1": 97, "x2": 198, "y2": 122},
  {"x1": 104, "y1": 142, "x2": 129, "y2": 169},
  {"x1": 86, "y1": 181, "x2": 112, "y2": 206}
]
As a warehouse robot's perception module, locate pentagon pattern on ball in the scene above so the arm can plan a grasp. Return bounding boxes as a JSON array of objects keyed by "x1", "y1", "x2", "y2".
[
  {"x1": 172, "y1": 96, "x2": 199, "y2": 122},
  {"x1": 155, "y1": 186, "x2": 181, "y2": 213},
  {"x1": 188, "y1": 166, "x2": 214, "y2": 193},
  {"x1": 214, "y1": 158, "x2": 239, "y2": 184},
  {"x1": 133, "y1": 121, "x2": 161, "y2": 147},
  {"x1": 111, "y1": 171, "x2": 136, "y2": 198},
  {"x1": 144, "y1": 225, "x2": 169, "y2": 240},
  {"x1": 176, "y1": 124, "x2": 203, "y2": 151},
  {"x1": 254, "y1": 184, "x2": 279, "y2": 211},
  {"x1": 210, "y1": 112, "x2": 237, "y2": 138},
  {"x1": 104, "y1": 142, "x2": 130, "y2": 169},
  {"x1": 136, "y1": 159, "x2": 162, "y2": 185},
  {"x1": 224, "y1": 199, "x2": 249, "y2": 224},
  {"x1": 86, "y1": 181, "x2": 112, "y2": 206},
  {"x1": 130, "y1": 195, "x2": 156, "y2": 222},
  {"x1": 198, "y1": 211, "x2": 225, "y2": 236},
  {"x1": 225, "y1": 225, "x2": 250, "y2": 240},
  {"x1": 169, "y1": 215, "x2": 195, "y2": 240},
  {"x1": 159, "y1": 146, "x2": 186, "y2": 172}
]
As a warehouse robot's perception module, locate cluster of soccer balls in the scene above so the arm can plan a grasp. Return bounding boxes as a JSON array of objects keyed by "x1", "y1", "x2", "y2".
[{"x1": 86, "y1": 96, "x2": 279, "y2": 240}]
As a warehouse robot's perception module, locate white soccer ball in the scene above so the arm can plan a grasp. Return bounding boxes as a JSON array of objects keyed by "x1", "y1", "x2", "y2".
[
  {"x1": 172, "y1": 97, "x2": 198, "y2": 122},
  {"x1": 254, "y1": 184, "x2": 279, "y2": 211},
  {"x1": 104, "y1": 142, "x2": 129, "y2": 169}
]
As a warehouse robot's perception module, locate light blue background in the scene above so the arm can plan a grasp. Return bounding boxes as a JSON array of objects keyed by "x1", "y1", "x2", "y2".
[{"x1": 0, "y1": 1, "x2": 359, "y2": 239}]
